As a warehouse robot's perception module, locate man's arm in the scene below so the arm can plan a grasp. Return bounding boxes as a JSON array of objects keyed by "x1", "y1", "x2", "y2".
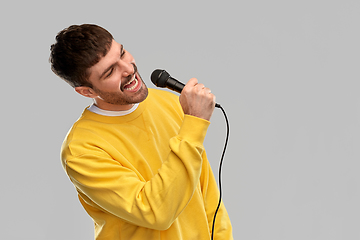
[{"x1": 63, "y1": 114, "x2": 209, "y2": 230}]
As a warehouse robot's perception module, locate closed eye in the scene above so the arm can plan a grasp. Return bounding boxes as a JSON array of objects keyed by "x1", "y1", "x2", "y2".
[
  {"x1": 101, "y1": 44, "x2": 125, "y2": 79},
  {"x1": 105, "y1": 68, "x2": 114, "y2": 78},
  {"x1": 121, "y1": 46, "x2": 126, "y2": 58}
]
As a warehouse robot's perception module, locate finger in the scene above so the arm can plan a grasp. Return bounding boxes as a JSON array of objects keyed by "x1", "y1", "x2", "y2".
[
  {"x1": 200, "y1": 87, "x2": 212, "y2": 94},
  {"x1": 185, "y1": 78, "x2": 198, "y2": 87},
  {"x1": 195, "y1": 83, "x2": 205, "y2": 90}
]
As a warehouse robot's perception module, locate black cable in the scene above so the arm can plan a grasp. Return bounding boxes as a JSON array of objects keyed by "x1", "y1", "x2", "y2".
[{"x1": 211, "y1": 104, "x2": 230, "y2": 240}]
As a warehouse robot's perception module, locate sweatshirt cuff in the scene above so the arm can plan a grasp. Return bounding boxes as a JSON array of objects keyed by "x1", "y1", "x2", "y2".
[{"x1": 177, "y1": 115, "x2": 210, "y2": 147}]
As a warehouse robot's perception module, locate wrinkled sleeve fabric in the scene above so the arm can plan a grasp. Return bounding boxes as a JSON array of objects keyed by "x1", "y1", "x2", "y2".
[{"x1": 63, "y1": 115, "x2": 209, "y2": 231}]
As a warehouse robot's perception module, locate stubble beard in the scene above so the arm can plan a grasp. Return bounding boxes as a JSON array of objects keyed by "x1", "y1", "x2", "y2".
[{"x1": 93, "y1": 72, "x2": 149, "y2": 106}]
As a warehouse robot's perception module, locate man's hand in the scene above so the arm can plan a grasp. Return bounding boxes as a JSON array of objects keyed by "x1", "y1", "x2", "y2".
[{"x1": 179, "y1": 78, "x2": 216, "y2": 121}]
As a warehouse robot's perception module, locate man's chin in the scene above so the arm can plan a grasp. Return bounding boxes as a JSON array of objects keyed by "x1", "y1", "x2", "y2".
[{"x1": 134, "y1": 84, "x2": 149, "y2": 103}]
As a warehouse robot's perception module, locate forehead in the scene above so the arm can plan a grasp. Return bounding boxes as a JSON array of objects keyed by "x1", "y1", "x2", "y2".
[{"x1": 88, "y1": 39, "x2": 121, "y2": 80}]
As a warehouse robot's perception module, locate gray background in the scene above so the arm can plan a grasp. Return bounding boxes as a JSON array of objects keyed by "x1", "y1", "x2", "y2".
[{"x1": 1, "y1": 0, "x2": 359, "y2": 239}]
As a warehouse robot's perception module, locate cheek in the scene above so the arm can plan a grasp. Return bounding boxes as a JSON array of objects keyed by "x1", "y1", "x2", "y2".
[{"x1": 103, "y1": 75, "x2": 122, "y2": 91}]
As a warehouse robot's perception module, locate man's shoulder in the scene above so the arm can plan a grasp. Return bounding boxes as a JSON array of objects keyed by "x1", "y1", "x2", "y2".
[
  {"x1": 145, "y1": 88, "x2": 184, "y2": 120},
  {"x1": 147, "y1": 88, "x2": 182, "y2": 110},
  {"x1": 148, "y1": 88, "x2": 179, "y2": 101}
]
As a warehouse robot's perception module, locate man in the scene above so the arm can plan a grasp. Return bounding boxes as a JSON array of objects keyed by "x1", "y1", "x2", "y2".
[{"x1": 50, "y1": 24, "x2": 233, "y2": 240}]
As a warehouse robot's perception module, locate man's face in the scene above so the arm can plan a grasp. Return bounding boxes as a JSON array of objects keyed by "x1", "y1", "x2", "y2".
[{"x1": 86, "y1": 39, "x2": 148, "y2": 110}]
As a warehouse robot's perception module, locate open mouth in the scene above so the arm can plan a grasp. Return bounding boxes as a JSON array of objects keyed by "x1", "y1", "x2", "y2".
[{"x1": 123, "y1": 73, "x2": 141, "y2": 92}]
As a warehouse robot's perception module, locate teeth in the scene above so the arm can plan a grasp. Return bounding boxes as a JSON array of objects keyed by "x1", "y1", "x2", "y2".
[
  {"x1": 124, "y1": 75, "x2": 136, "y2": 87},
  {"x1": 124, "y1": 78, "x2": 138, "y2": 90}
]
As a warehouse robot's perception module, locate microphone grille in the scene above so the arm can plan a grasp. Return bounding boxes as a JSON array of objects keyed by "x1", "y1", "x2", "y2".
[{"x1": 151, "y1": 69, "x2": 169, "y2": 88}]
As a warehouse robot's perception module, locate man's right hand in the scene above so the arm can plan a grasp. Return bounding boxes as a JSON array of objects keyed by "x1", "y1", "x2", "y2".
[{"x1": 179, "y1": 78, "x2": 216, "y2": 121}]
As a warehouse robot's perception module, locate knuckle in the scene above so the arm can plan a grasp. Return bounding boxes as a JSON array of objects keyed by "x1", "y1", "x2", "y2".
[{"x1": 188, "y1": 78, "x2": 198, "y2": 85}]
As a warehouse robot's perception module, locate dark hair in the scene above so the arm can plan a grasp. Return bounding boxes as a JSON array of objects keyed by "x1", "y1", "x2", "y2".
[{"x1": 49, "y1": 24, "x2": 113, "y2": 88}]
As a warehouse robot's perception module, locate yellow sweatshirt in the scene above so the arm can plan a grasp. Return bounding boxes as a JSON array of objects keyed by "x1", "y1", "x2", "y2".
[{"x1": 61, "y1": 88, "x2": 233, "y2": 239}]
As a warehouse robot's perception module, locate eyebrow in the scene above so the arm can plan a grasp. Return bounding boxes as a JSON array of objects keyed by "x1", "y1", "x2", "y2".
[{"x1": 99, "y1": 44, "x2": 124, "y2": 79}]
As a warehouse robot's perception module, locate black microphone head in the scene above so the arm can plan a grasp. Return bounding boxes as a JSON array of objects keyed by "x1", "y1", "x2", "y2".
[{"x1": 151, "y1": 69, "x2": 170, "y2": 88}]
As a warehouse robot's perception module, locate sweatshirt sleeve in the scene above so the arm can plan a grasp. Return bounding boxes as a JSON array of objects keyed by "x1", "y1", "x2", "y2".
[{"x1": 62, "y1": 115, "x2": 209, "y2": 231}]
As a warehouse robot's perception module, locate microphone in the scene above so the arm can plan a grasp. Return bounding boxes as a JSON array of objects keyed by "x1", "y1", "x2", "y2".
[{"x1": 151, "y1": 69, "x2": 220, "y2": 108}]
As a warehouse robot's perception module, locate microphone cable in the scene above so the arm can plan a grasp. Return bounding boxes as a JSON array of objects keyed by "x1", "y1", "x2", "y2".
[{"x1": 211, "y1": 104, "x2": 230, "y2": 240}]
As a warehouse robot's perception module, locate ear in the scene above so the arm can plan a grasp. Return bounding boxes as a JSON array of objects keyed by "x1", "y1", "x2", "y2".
[{"x1": 75, "y1": 86, "x2": 98, "y2": 98}]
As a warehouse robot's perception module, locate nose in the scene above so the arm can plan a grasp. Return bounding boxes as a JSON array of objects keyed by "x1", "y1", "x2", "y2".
[{"x1": 119, "y1": 60, "x2": 135, "y2": 77}]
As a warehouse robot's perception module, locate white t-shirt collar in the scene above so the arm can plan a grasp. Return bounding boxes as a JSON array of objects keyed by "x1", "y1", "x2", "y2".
[{"x1": 87, "y1": 103, "x2": 139, "y2": 117}]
